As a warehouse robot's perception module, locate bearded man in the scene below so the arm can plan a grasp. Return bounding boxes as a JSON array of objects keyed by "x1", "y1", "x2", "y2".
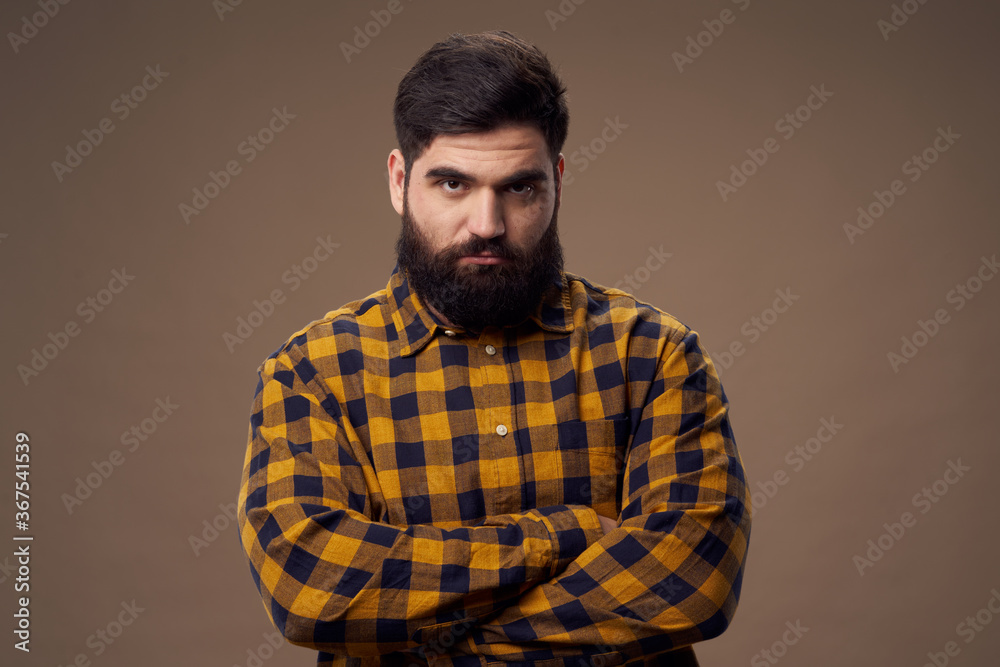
[{"x1": 237, "y1": 30, "x2": 751, "y2": 667}]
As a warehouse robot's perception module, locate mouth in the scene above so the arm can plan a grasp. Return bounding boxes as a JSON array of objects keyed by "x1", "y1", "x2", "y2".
[{"x1": 460, "y1": 254, "x2": 510, "y2": 265}]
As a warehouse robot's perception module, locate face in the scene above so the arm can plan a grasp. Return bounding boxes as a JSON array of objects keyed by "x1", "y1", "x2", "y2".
[{"x1": 388, "y1": 123, "x2": 566, "y2": 331}]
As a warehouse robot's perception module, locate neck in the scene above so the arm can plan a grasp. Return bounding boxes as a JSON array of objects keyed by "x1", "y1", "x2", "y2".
[{"x1": 425, "y1": 301, "x2": 460, "y2": 329}]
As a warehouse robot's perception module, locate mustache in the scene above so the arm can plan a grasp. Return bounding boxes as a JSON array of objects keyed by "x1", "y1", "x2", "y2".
[{"x1": 437, "y1": 235, "x2": 523, "y2": 263}]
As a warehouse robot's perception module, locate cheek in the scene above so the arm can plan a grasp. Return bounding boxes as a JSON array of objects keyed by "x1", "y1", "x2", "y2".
[
  {"x1": 409, "y1": 190, "x2": 465, "y2": 244},
  {"x1": 514, "y1": 203, "x2": 554, "y2": 245}
]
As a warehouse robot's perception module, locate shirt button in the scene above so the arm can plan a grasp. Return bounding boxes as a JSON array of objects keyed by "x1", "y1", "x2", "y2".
[
  {"x1": 485, "y1": 344, "x2": 497, "y2": 355},
  {"x1": 496, "y1": 424, "x2": 508, "y2": 436},
  {"x1": 443, "y1": 329, "x2": 456, "y2": 337}
]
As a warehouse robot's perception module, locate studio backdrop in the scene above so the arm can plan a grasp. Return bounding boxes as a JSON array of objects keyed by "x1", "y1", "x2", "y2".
[{"x1": 1, "y1": 1, "x2": 998, "y2": 665}]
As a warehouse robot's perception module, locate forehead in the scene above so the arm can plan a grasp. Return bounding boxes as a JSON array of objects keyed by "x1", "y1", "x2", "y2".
[{"x1": 415, "y1": 124, "x2": 551, "y2": 177}]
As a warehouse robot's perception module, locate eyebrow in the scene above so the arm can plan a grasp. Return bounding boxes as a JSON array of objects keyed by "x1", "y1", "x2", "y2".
[{"x1": 423, "y1": 166, "x2": 549, "y2": 186}]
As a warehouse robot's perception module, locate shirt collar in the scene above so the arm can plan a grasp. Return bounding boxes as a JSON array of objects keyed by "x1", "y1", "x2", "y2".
[{"x1": 386, "y1": 263, "x2": 573, "y2": 357}]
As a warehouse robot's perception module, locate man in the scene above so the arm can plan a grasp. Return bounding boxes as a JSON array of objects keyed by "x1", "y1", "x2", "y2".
[{"x1": 237, "y1": 30, "x2": 750, "y2": 666}]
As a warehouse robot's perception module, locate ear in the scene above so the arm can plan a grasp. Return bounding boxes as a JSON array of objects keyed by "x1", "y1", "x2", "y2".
[
  {"x1": 554, "y1": 153, "x2": 565, "y2": 206},
  {"x1": 388, "y1": 149, "x2": 406, "y2": 215}
]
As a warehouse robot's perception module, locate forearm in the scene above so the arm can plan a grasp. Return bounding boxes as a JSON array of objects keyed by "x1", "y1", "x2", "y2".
[
  {"x1": 443, "y1": 504, "x2": 749, "y2": 661},
  {"x1": 238, "y1": 492, "x2": 605, "y2": 654}
]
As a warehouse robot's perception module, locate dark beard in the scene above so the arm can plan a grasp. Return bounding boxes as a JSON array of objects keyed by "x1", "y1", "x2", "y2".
[{"x1": 395, "y1": 196, "x2": 564, "y2": 332}]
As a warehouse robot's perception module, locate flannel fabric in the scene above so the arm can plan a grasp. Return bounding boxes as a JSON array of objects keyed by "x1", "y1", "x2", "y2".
[{"x1": 237, "y1": 264, "x2": 751, "y2": 666}]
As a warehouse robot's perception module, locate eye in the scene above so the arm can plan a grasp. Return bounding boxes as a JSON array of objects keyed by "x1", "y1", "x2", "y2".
[
  {"x1": 508, "y1": 183, "x2": 534, "y2": 196},
  {"x1": 441, "y1": 180, "x2": 463, "y2": 192}
]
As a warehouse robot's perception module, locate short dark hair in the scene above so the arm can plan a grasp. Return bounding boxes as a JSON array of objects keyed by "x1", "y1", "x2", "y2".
[{"x1": 393, "y1": 30, "x2": 569, "y2": 179}]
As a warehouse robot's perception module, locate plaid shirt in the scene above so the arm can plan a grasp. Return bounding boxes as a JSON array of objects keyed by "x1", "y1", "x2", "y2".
[{"x1": 237, "y1": 265, "x2": 751, "y2": 666}]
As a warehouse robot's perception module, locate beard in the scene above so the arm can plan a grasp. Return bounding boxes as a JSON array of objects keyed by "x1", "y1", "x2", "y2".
[{"x1": 395, "y1": 194, "x2": 564, "y2": 332}]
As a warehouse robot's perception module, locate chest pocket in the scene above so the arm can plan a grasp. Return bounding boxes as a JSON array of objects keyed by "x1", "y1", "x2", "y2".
[{"x1": 519, "y1": 417, "x2": 630, "y2": 519}]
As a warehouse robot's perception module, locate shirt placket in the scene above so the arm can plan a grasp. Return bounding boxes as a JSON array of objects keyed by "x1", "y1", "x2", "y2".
[{"x1": 474, "y1": 328, "x2": 521, "y2": 516}]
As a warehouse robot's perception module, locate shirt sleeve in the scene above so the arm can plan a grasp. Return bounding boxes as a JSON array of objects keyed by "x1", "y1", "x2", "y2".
[
  {"x1": 443, "y1": 322, "x2": 752, "y2": 663},
  {"x1": 236, "y1": 345, "x2": 606, "y2": 658}
]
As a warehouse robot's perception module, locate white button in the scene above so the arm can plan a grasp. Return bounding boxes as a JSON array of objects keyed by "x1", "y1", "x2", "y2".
[
  {"x1": 496, "y1": 424, "x2": 508, "y2": 436},
  {"x1": 485, "y1": 344, "x2": 497, "y2": 355},
  {"x1": 443, "y1": 329, "x2": 456, "y2": 337}
]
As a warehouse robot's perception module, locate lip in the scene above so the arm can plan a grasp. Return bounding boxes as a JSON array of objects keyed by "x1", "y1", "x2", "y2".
[{"x1": 460, "y1": 254, "x2": 510, "y2": 265}]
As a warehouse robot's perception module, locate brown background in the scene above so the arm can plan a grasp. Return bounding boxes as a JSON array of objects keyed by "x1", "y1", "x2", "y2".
[{"x1": 2, "y1": 1, "x2": 998, "y2": 665}]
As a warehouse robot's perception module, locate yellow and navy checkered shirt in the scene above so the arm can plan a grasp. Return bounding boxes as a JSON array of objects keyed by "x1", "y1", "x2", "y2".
[{"x1": 237, "y1": 265, "x2": 751, "y2": 666}]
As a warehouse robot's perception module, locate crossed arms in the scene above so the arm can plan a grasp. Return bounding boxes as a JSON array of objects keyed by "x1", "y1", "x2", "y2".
[{"x1": 237, "y1": 320, "x2": 751, "y2": 662}]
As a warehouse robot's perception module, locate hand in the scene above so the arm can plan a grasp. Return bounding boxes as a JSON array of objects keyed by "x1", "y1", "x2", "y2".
[{"x1": 597, "y1": 514, "x2": 617, "y2": 535}]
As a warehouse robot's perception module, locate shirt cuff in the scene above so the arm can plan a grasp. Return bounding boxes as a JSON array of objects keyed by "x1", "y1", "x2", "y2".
[{"x1": 533, "y1": 505, "x2": 605, "y2": 577}]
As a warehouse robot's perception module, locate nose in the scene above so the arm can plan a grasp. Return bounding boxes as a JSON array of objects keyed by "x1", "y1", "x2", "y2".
[{"x1": 465, "y1": 189, "x2": 505, "y2": 239}]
